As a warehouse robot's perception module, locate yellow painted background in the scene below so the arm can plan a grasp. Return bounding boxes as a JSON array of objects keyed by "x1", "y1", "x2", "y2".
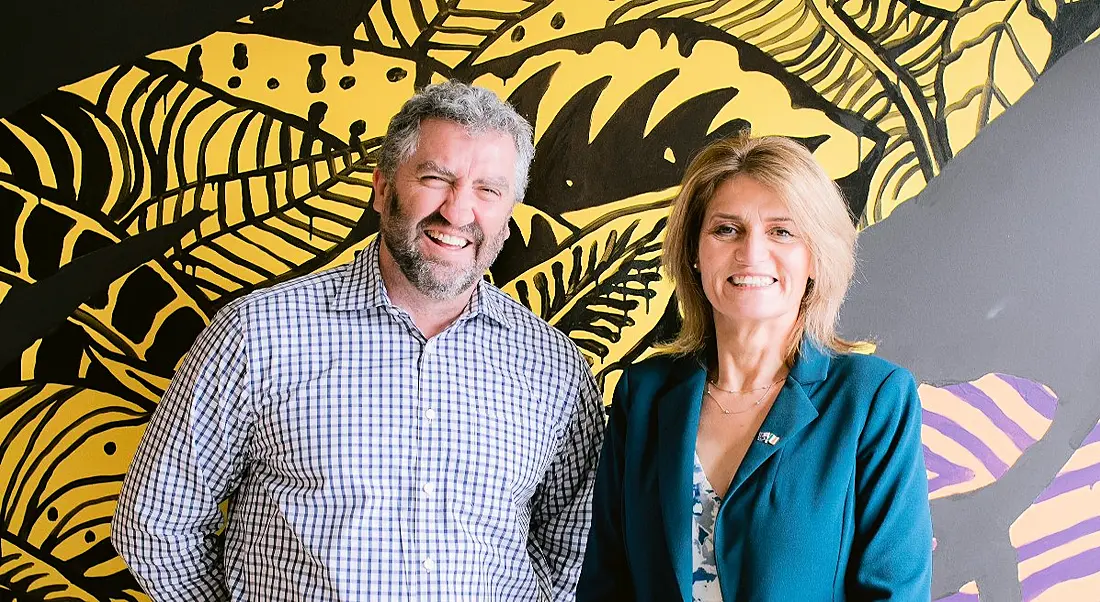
[{"x1": 2, "y1": 1, "x2": 1099, "y2": 600}]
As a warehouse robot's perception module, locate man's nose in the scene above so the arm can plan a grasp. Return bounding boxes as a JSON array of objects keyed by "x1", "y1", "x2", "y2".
[{"x1": 438, "y1": 186, "x2": 476, "y2": 227}]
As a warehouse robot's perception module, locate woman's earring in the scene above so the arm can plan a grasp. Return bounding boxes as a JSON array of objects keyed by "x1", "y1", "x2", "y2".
[{"x1": 693, "y1": 262, "x2": 699, "y2": 271}]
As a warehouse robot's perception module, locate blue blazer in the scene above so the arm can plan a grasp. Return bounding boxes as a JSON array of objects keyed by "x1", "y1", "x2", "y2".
[{"x1": 577, "y1": 342, "x2": 932, "y2": 601}]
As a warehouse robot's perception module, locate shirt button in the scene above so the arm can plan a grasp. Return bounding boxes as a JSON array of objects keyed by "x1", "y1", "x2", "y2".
[
  {"x1": 424, "y1": 408, "x2": 437, "y2": 421},
  {"x1": 422, "y1": 557, "x2": 436, "y2": 571},
  {"x1": 422, "y1": 482, "x2": 435, "y2": 495}
]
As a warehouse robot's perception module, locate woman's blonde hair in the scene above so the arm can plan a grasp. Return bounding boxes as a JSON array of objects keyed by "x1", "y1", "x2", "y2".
[{"x1": 661, "y1": 134, "x2": 859, "y2": 360}]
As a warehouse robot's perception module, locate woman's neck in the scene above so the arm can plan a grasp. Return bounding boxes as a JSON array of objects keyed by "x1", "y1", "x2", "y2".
[{"x1": 710, "y1": 317, "x2": 794, "y2": 391}]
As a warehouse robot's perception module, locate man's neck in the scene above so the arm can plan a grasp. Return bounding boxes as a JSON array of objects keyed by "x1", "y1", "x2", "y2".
[{"x1": 377, "y1": 242, "x2": 475, "y2": 339}]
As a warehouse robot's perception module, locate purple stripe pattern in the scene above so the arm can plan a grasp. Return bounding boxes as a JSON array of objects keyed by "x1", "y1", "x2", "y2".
[
  {"x1": 1017, "y1": 516, "x2": 1100, "y2": 562},
  {"x1": 995, "y1": 374, "x2": 1058, "y2": 420},
  {"x1": 1034, "y1": 464, "x2": 1100, "y2": 503},
  {"x1": 1021, "y1": 546, "x2": 1100, "y2": 601},
  {"x1": 922, "y1": 409, "x2": 1009, "y2": 477},
  {"x1": 921, "y1": 373, "x2": 1099, "y2": 600},
  {"x1": 924, "y1": 445, "x2": 976, "y2": 494},
  {"x1": 1083, "y1": 424, "x2": 1100, "y2": 447},
  {"x1": 943, "y1": 382, "x2": 1037, "y2": 449}
]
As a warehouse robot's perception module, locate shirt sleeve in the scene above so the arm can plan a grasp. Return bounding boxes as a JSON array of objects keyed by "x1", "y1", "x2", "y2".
[
  {"x1": 111, "y1": 305, "x2": 254, "y2": 601},
  {"x1": 526, "y1": 353, "x2": 608, "y2": 601},
  {"x1": 847, "y1": 367, "x2": 934, "y2": 600}
]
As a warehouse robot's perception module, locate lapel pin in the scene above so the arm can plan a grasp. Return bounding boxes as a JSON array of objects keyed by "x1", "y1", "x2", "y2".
[{"x1": 756, "y1": 432, "x2": 780, "y2": 445}]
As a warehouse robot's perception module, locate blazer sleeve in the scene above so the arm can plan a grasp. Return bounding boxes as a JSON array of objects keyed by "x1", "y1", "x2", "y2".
[
  {"x1": 576, "y1": 368, "x2": 635, "y2": 601},
  {"x1": 847, "y1": 367, "x2": 934, "y2": 600}
]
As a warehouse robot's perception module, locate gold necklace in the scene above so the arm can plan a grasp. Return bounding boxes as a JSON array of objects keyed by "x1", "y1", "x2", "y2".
[
  {"x1": 704, "y1": 376, "x2": 785, "y2": 415},
  {"x1": 707, "y1": 377, "x2": 782, "y2": 395}
]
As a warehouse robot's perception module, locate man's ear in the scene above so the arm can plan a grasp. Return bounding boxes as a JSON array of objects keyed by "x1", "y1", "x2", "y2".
[{"x1": 372, "y1": 168, "x2": 388, "y2": 213}]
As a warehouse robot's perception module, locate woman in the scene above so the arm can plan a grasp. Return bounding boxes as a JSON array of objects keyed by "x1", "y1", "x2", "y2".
[{"x1": 577, "y1": 135, "x2": 932, "y2": 601}]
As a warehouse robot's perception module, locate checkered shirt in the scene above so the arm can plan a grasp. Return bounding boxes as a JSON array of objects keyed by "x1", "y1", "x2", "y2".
[{"x1": 111, "y1": 238, "x2": 606, "y2": 601}]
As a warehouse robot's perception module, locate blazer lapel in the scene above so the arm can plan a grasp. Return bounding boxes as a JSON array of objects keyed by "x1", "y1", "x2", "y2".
[
  {"x1": 726, "y1": 342, "x2": 830, "y2": 498},
  {"x1": 656, "y1": 359, "x2": 706, "y2": 602}
]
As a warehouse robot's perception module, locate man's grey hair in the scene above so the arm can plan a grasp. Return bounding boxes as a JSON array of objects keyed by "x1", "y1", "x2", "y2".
[{"x1": 378, "y1": 81, "x2": 536, "y2": 203}]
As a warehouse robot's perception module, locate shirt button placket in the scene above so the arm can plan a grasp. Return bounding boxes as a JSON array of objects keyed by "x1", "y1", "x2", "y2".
[{"x1": 416, "y1": 338, "x2": 438, "y2": 592}]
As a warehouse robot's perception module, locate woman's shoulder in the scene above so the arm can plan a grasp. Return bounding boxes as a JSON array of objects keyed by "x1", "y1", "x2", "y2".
[
  {"x1": 826, "y1": 351, "x2": 914, "y2": 385},
  {"x1": 626, "y1": 352, "x2": 698, "y2": 382}
]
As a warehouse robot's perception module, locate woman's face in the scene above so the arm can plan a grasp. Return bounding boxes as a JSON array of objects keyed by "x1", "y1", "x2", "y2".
[{"x1": 696, "y1": 174, "x2": 814, "y2": 330}]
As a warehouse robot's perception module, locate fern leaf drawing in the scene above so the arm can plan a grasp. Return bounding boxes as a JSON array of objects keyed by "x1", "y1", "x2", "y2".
[
  {"x1": 48, "y1": 58, "x2": 382, "y2": 303},
  {"x1": 1, "y1": 385, "x2": 150, "y2": 602},
  {"x1": 502, "y1": 193, "x2": 674, "y2": 386},
  {"x1": 0, "y1": 179, "x2": 207, "y2": 394}
]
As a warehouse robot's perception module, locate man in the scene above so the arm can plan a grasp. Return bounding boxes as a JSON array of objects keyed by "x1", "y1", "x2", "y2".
[{"x1": 112, "y1": 81, "x2": 606, "y2": 601}]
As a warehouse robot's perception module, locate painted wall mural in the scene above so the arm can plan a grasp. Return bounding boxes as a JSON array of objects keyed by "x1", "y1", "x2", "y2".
[{"x1": 1, "y1": 1, "x2": 1098, "y2": 600}]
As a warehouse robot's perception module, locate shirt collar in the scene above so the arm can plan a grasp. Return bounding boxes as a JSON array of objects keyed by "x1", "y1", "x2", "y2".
[{"x1": 331, "y1": 237, "x2": 513, "y2": 329}]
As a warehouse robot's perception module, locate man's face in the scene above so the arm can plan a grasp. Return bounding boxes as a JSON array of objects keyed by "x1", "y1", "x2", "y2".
[{"x1": 374, "y1": 119, "x2": 517, "y2": 301}]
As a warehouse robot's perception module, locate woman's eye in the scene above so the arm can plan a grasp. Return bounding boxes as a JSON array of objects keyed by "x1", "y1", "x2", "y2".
[
  {"x1": 772, "y1": 227, "x2": 794, "y2": 238},
  {"x1": 714, "y1": 224, "x2": 736, "y2": 235}
]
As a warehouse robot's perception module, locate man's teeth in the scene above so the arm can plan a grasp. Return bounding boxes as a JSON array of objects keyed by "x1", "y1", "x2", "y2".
[
  {"x1": 426, "y1": 231, "x2": 469, "y2": 247},
  {"x1": 731, "y1": 275, "x2": 775, "y2": 287}
]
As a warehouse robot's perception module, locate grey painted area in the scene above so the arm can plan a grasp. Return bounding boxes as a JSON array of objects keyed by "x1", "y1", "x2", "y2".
[{"x1": 839, "y1": 39, "x2": 1100, "y2": 601}]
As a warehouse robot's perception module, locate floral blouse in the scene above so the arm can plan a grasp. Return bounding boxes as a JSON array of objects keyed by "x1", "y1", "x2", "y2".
[{"x1": 692, "y1": 452, "x2": 724, "y2": 601}]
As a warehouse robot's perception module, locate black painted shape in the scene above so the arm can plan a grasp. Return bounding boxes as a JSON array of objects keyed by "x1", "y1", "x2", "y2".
[
  {"x1": 1048, "y1": 0, "x2": 1100, "y2": 67},
  {"x1": 111, "y1": 266, "x2": 176, "y2": 345},
  {"x1": 511, "y1": 26, "x2": 525, "y2": 42},
  {"x1": 238, "y1": 0, "x2": 365, "y2": 44},
  {"x1": 492, "y1": 212, "x2": 563, "y2": 287},
  {"x1": 228, "y1": 76, "x2": 242, "y2": 89},
  {"x1": 0, "y1": 185, "x2": 24, "y2": 272},
  {"x1": 267, "y1": 77, "x2": 280, "y2": 89},
  {"x1": 144, "y1": 307, "x2": 206, "y2": 375},
  {"x1": 233, "y1": 42, "x2": 249, "y2": 70},
  {"x1": 348, "y1": 119, "x2": 366, "y2": 148},
  {"x1": 185, "y1": 45, "x2": 203, "y2": 80},
  {"x1": 339, "y1": 75, "x2": 356, "y2": 90},
  {"x1": 29, "y1": 321, "x2": 87, "y2": 383},
  {"x1": 0, "y1": 209, "x2": 208, "y2": 374},
  {"x1": 340, "y1": 45, "x2": 355, "y2": 66},
  {"x1": 306, "y1": 53, "x2": 327, "y2": 93},
  {"x1": 23, "y1": 206, "x2": 76, "y2": 282},
  {"x1": 72, "y1": 231, "x2": 114, "y2": 310},
  {"x1": 839, "y1": 39, "x2": 1100, "y2": 599},
  {"x1": 523, "y1": 68, "x2": 742, "y2": 217},
  {"x1": 300, "y1": 101, "x2": 329, "y2": 156},
  {"x1": 387, "y1": 67, "x2": 408, "y2": 82},
  {"x1": 506, "y1": 62, "x2": 558, "y2": 147},
  {"x1": 550, "y1": 12, "x2": 566, "y2": 30}
]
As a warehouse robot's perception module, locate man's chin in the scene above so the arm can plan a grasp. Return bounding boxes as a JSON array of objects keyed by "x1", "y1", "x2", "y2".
[{"x1": 414, "y1": 267, "x2": 479, "y2": 299}]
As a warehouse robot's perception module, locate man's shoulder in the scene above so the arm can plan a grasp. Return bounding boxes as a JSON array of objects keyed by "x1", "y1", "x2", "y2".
[
  {"x1": 219, "y1": 264, "x2": 349, "y2": 320},
  {"x1": 482, "y1": 284, "x2": 584, "y2": 359}
]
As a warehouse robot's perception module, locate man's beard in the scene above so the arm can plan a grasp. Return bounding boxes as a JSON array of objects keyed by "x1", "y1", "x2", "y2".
[{"x1": 379, "y1": 189, "x2": 510, "y2": 300}]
